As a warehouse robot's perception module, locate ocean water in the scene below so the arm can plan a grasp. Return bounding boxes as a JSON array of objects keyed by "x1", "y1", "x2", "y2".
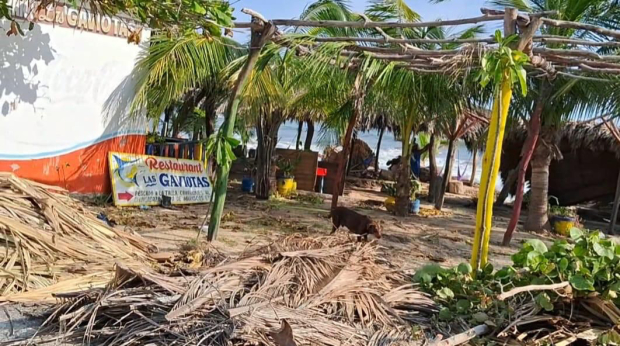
[{"x1": 238, "y1": 121, "x2": 502, "y2": 189}]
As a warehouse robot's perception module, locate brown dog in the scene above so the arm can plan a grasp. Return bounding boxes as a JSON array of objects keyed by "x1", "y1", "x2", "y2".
[{"x1": 330, "y1": 207, "x2": 382, "y2": 241}]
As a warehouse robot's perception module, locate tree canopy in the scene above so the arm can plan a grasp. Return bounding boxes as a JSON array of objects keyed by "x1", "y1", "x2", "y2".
[{"x1": 2, "y1": 0, "x2": 234, "y2": 36}]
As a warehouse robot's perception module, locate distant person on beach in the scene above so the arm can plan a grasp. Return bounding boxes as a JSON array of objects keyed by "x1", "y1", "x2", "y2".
[{"x1": 410, "y1": 141, "x2": 430, "y2": 179}]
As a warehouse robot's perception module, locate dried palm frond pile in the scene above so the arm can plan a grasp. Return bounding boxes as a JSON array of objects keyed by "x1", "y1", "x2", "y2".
[
  {"x1": 9, "y1": 234, "x2": 436, "y2": 346},
  {"x1": 0, "y1": 174, "x2": 153, "y2": 301}
]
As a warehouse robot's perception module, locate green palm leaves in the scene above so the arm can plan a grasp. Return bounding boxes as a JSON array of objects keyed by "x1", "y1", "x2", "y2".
[{"x1": 478, "y1": 31, "x2": 530, "y2": 97}]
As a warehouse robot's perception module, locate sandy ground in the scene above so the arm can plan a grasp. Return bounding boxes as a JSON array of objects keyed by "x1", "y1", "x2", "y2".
[{"x1": 97, "y1": 181, "x2": 560, "y2": 271}]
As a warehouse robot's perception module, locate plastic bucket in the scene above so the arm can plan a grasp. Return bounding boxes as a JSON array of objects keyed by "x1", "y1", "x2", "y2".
[
  {"x1": 241, "y1": 177, "x2": 254, "y2": 193},
  {"x1": 410, "y1": 199, "x2": 421, "y2": 214},
  {"x1": 384, "y1": 196, "x2": 396, "y2": 212},
  {"x1": 551, "y1": 216, "x2": 575, "y2": 236},
  {"x1": 277, "y1": 178, "x2": 295, "y2": 197}
]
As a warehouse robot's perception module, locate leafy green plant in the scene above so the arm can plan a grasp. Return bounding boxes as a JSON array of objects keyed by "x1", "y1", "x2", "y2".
[
  {"x1": 478, "y1": 30, "x2": 529, "y2": 97},
  {"x1": 381, "y1": 182, "x2": 397, "y2": 197},
  {"x1": 415, "y1": 228, "x2": 620, "y2": 330},
  {"x1": 276, "y1": 157, "x2": 299, "y2": 179},
  {"x1": 146, "y1": 132, "x2": 166, "y2": 144},
  {"x1": 548, "y1": 197, "x2": 575, "y2": 218},
  {"x1": 204, "y1": 130, "x2": 240, "y2": 170},
  {"x1": 512, "y1": 229, "x2": 620, "y2": 296},
  {"x1": 549, "y1": 205, "x2": 575, "y2": 218},
  {"x1": 294, "y1": 193, "x2": 324, "y2": 206},
  {"x1": 411, "y1": 179, "x2": 422, "y2": 200}
]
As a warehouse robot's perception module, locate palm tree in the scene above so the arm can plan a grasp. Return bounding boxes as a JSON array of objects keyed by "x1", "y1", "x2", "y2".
[
  {"x1": 492, "y1": 0, "x2": 620, "y2": 242},
  {"x1": 525, "y1": 77, "x2": 612, "y2": 231},
  {"x1": 233, "y1": 46, "x2": 303, "y2": 199},
  {"x1": 130, "y1": 34, "x2": 241, "y2": 136}
]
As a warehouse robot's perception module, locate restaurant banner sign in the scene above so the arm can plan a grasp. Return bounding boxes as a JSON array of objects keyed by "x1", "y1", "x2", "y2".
[{"x1": 108, "y1": 152, "x2": 212, "y2": 207}]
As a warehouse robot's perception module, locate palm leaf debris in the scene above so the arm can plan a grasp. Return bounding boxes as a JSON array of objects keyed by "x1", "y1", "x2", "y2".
[
  {"x1": 0, "y1": 173, "x2": 153, "y2": 301},
  {"x1": 6, "y1": 234, "x2": 436, "y2": 346}
]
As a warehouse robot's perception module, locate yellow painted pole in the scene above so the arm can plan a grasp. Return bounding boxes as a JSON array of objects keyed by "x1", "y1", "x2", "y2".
[{"x1": 470, "y1": 73, "x2": 513, "y2": 273}]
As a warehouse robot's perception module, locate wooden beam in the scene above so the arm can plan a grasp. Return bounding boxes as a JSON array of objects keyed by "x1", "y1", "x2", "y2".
[
  {"x1": 533, "y1": 47, "x2": 620, "y2": 61},
  {"x1": 534, "y1": 36, "x2": 620, "y2": 47},
  {"x1": 267, "y1": 14, "x2": 504, "y2": 29},
  {"x1": 545, "y1": 55, "x2": 620, "y2": 69},
  {"x1": 481, "y1": 8, "x2": 559, "y2": 18},
  {"x1": 542, "y1": 18, "x2": 620, "y2": 40},
  {"x1": 579, "y1": 64, "x2": 620, "y2": 74},
  {"x1": 345, "y1": 45, "x2": 467, "y2": 56},
  {"x1": 406, "y1": 67, "x2": 452, "y2": 74},
  {"x1": 557, "y1": 71, "x2": 617, "y2": 82},
  {"x1": 233, "y1": 22, "x2": 255, "y2": 29},
  {"x1": 312, "y1": 36, "x2": 496, "y2": 45}
]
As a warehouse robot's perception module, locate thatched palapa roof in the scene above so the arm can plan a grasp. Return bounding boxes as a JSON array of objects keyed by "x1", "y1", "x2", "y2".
[{"x1": 501, "y1": 121, "x2": 620, "y2": 206}]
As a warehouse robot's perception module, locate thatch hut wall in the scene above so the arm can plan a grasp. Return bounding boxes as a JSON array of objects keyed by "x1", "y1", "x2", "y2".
[{"x1": 500, "y1": 122, "x2": 620, "y2": 206}]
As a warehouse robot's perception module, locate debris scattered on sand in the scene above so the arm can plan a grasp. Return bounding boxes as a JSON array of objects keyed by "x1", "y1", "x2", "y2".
[
  {"x1": 8, "y1": 234, "x2": 436, "y2": 346},
  {"x1": 0, "y1": 174, "x2": 153, "y2": 302},
  {"x1": 418, "y1": 208, "x2": 453, "y2": 218}
]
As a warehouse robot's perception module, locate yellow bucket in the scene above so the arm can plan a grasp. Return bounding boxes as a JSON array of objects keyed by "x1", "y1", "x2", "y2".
[
  {"x1": 553, "y1": 220, "x2": 575, "y2": 236},
  {"x1": 292, "y1": 181, "x2": 298, "y2": 192},
  {"x1": 551, "y1": 216, "x2": 575, "y2": 236},
  {"x1": 385, "y1": 196, "x2": 396, "y2": 212},
  {"x1": 278, "y1": 178, "x2": 295, "y2": 197}
]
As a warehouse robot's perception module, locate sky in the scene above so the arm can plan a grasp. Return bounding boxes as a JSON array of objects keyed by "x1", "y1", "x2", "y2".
[{"x1": 229, "y1": 0, "x2": 497, "y2": 42}]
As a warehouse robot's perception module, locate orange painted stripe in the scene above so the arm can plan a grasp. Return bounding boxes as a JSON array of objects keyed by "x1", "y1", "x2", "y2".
[{"x1": 0, "y1": 135, "x2": 146, "y2": 193}]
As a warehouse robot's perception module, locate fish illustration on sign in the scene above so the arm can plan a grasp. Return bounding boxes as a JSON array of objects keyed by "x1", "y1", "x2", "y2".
[{"x1": 112, "y1": 155, "x2": 140, "y2": 187}]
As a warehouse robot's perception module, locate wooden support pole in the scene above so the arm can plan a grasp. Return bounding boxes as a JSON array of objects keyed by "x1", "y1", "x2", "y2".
[
  {"x1": 603, "y1": 118, "x2": 620, "y2": 235},
  {"x1": 331, "y1": 73, "x2": 365, "y2": 210},
  {"x1": 207, "y1": 13, "x2": 275, "y2": 241},
  {"x1": 609, "y1": 169, "x2": 620, "y2": 235}
]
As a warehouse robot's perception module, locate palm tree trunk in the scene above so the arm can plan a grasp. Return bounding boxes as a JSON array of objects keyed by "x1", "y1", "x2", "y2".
[
  {"x1": 471, "y1": 75, "x2": 513, "y2": 274},
  {"x1": 503, "y1": 93, "x2": 545, "y2": 245},
  {"x1": 395, "y1": 120, "x2": 415, "y2": 217},
  {"x1": 192, "y1": 124, "x2": 199, "y2": 141},
  {"x1": 331, "y1": 74, "x2": 365, "y2": 210},
  {"x1": 524, "y1": 141, "x2": 552, "y2": 232},
  {"x1": 468, "y1": 148, "x2": 477, "y2": 186},
  {"x1": 162, "y1": 106, "x2": 173, "y2": 137},
  {"x1": 427, "y1": 133, "x2": 437, "y2": 202},
  {"x1": 374, "y1": 126, "x2": 385, "y2": 172},
  {"x1": 204, "y1": 103, "x2": 216, "y2": 138},
  {"x1": 304, "y1": 120, "x2": 314, "y2": 151},
  {"x1": 395, "y1": 153, "x2": 412, "y2": 216},
  {"x1": 208, "y1": 23, "x2": 275, "y2": 241},
  {"x1": 255, "y1": 117, "x2": 281, "y2": 200},
  {"x1": 296, "y1": 121, "x2": 303, "y2": 151},
  {"x1": 435, "y1": 138, "x2": 455, "y2": 210},
  {"x1": 347, "y1": 134, "x2": 357, "y2": 176}
]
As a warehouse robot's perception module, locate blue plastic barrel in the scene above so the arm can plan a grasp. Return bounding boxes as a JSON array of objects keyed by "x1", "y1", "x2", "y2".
[
  {"x1": 242, "y1": 177, "x2": 254, "y2": 193},
  {"x1": 410, "y1": 199, "x2": 421, "y2": 214}
]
